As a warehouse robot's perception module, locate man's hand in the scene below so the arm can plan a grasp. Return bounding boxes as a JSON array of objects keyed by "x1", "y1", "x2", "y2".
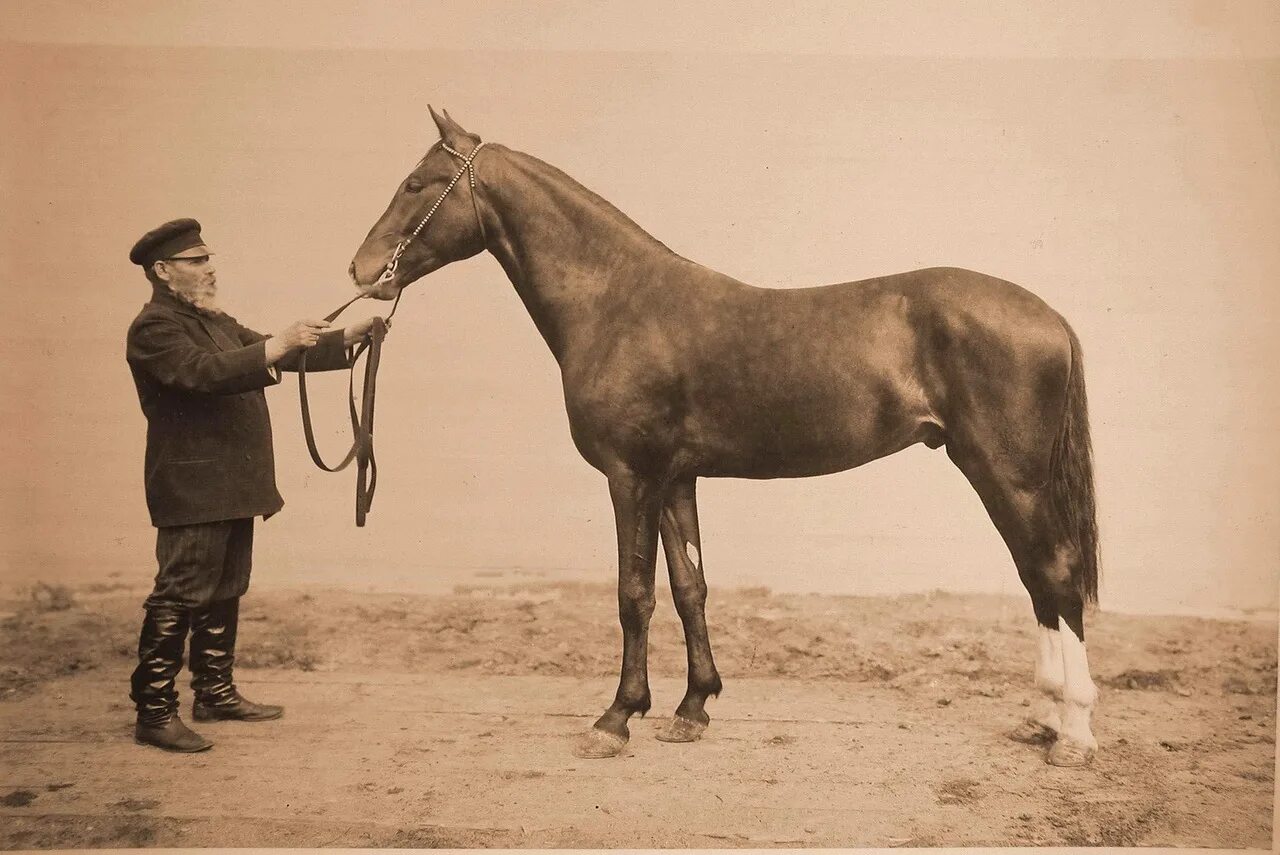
[
  {"x1": 265, "y1": 319, "x2": 330, "y2": 365},
  {"x1": 343, "y1": 317, "x2": 390, "y2": 347}
]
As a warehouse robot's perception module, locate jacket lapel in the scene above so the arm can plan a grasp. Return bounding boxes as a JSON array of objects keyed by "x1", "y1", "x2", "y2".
[
  {"x1": 150, "y1": 290, "x2": 239, "y2": 352},
  {"x1": 196, "y1": 315, "x2": 240, "y2": 352}
]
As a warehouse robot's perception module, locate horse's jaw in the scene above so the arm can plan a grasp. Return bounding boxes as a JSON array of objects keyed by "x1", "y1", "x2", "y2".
[{"x1": 358, "y1": 279, "x2": 405, "y2": 301}]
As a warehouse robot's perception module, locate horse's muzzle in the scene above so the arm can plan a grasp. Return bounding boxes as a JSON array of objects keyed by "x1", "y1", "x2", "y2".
[{"x1": 349, "y1": 263, "x2": 400, "y2": 301}]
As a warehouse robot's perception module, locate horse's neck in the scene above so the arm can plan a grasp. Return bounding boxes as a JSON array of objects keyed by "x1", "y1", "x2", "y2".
[{"x1": 482, "y1": 150, "x2": 678, "y2": 362}]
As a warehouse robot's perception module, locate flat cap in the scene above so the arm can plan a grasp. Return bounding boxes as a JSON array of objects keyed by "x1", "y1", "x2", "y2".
[{"x1": 129, "y1": 218, "x2": 213, "y2": 267}]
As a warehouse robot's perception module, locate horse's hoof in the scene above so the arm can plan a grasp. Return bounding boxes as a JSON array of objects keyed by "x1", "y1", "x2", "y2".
[
  {"x1": 1008, "y1": 718, "x2": 1057, "y2": 745},
  {"x1": 1046, "y1": 738, "x2": 1095, "y2": 767},
  {"x1": 655, "y1": 715, "x2": 707, "y2": 743},
  {"x1": 573, "y1": 727, "x2": 628, "y2": 759}
]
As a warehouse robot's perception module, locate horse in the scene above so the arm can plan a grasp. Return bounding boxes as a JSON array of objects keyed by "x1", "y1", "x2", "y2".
[{"x1": 348, "y1": 107, "x2": 1102, "y2": 768}]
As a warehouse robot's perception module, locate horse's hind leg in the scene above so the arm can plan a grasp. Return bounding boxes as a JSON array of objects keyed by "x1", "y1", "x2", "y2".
[
  {"x1": 655, "y1": 478, "x2": 723, "y2": 743},
  {"x1": 1047, "y1": 556, "x2": 1098, "y2": 766},
  {"x1": 948, "y1": 447, "x2": 1099, "y2": 766}
]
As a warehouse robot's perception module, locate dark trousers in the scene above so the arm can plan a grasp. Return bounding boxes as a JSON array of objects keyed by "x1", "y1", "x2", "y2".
[
  {"x1": 145, "y1": 518, "x2": 255, "y2": 610},
  {"x1": 132, "y1": 518, "x2": 254, "y2": 722}
]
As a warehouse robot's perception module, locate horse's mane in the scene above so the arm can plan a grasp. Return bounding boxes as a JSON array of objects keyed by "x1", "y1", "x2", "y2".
[{"x1": 506, "y1": 148, "x2": 682, "y2": 259}]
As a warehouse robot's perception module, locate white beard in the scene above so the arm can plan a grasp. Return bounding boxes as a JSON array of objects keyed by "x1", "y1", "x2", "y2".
[{"x1": 172, "y1": 282, "x2": 222, "y2": 316}]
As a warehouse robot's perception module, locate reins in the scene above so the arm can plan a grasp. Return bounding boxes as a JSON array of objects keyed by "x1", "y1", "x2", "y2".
[
  {"x1": 296, "y1": 289, "x2": 401, "y2": 527},
  {"x1": 296, "y1": 137, "x2": 486, "y2": 527}
]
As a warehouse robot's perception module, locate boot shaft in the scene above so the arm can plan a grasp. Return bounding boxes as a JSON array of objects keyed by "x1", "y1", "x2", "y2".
[
  {"x1": 190, "y1": 598, "x2": 240, "y2": 706},
  {"x1": 130, "y1": 606, "x2": 190, "y2": 726}
]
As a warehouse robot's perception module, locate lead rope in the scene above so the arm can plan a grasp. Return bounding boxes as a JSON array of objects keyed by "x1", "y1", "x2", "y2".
[
  {"x1": 297, "y1": 290, "x2": 400, "y2": 526},
  {"x1": 297, "y1": 138, "x2": 485, "y2": 526}
]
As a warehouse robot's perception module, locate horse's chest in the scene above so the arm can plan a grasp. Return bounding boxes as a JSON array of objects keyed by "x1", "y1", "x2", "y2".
[
  {"x1": 563, "y1": 376, "x2": 677, "y2": 446},
  {"x1": 558, "y1": 346, "x2": 685, "y2": 467}
]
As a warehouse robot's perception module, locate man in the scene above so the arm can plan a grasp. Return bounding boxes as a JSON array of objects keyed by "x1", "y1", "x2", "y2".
[{"x1": 125, "y1": 218, "x2": 381, "y2": 752}]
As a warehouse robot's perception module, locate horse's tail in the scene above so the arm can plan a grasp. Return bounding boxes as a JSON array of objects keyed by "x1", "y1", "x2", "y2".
[{"x1": 1049, "y1": 322, "x2": 1100, "y2": 605}]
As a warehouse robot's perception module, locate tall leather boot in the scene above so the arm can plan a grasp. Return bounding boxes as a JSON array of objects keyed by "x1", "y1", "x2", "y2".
[
  {"x1": 130, "y1": 606, "x2": 212, "y2": 752},
  {"x1": 190, "y1": 598, "x2": 283, "y2": 722}
]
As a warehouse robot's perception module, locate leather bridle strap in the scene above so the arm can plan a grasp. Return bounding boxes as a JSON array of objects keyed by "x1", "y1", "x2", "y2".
[
  {"x1": 296, "y1": 138, "x2": 485, "y2": 526},
  {"x1": 378, "y1": 140, "x2": 487, "y2": 288},
  {"x1": 296, "y1": 288, "x2": 402, "y2": 527}
]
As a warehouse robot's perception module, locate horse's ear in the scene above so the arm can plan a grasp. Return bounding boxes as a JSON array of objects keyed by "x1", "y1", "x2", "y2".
[
  {"x1": 428, "y1": 104, "x2": 447, "y2": 136},
  {"x1": 428, "y1": 105, "x2": 471, "y2": 146}
]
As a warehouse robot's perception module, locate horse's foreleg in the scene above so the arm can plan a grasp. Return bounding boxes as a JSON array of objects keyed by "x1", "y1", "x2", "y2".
[
  {"x1": 655, "y1": 478, "x2": 722, "y2": 743},
  {"x1": 574, "y1": 470, "x2": 664, "y2": 759}
]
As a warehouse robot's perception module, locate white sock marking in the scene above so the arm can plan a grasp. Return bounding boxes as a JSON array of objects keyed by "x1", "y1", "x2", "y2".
[
  {"x1": 1057, "y1": 616, "x2": 1098, "y2": 749},
  {"x1": 1034, "y1": 626, "x2": 1064, "y2": 731}
]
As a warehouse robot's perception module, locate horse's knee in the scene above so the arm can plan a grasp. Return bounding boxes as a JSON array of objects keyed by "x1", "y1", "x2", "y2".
[
  {"x1": 618, "y1": 582, "x2": 656, "y2": 626},
  {"x1": 671, "y1": 577, "x2": 707, "y2": 616}
]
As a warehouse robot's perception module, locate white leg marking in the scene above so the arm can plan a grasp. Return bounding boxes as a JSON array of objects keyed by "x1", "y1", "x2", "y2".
[
  {"x1": 685, "y1": 541, "x2": 700, "y2": 569},
  {"x1": 1034, "y1": 626, "x2": 1064, "y2": 731},
  {"x1": 1057, "y1": 616, "x2": 1098, "y2": 750}
]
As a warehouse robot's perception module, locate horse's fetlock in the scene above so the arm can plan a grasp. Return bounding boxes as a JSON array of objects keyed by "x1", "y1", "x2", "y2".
[
  {"x1": 615, "y1": 686, "x2": 651, "y2": 716},
  {"x1": 697, "y1": 673, "x2": 723, "y2": 698},
  {"x1": 1035, "y1": 674, "x2": 1064, "y2": 696},
  {"x1": 1064, "y1": 681, "x2": 1097, "y2": 708}
]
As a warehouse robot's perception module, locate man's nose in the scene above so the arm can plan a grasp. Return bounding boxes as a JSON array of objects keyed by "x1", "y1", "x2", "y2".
[{"x1": 348, "y1": 261, "x2": 357, "y2": 280}]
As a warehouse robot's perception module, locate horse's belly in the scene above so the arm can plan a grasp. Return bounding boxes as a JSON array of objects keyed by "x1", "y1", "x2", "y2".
[{"x1": 681, "y1": 394, "x2": 934, "y2": 479}]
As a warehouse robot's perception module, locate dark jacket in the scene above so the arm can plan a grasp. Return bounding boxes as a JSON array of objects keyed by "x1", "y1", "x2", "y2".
[{"x1": 126, "y1": 289, "x2": 350, "y2": 527}]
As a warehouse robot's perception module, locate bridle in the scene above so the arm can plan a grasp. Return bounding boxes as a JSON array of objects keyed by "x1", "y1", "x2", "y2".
[
  {"x1": 376, "y1": 139, "x2": 488, "y2": 289},
  {"x1": 297, "y1": 137, "x2": 489, "y2": 526}
]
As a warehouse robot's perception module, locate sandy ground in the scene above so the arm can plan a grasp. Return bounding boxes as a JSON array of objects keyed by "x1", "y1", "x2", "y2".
[{"x1": 0, "y1": 579, "x2": 1275, "y2": 849}]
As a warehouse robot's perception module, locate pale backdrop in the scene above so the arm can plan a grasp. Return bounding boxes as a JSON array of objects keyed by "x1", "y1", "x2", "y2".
[{"x1": 2, "y1": 2, "x2": 1278, "y2": 619}]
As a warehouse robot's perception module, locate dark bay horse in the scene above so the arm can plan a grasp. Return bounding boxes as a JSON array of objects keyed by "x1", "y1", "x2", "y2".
[{"x1": 349, "y1": 108, "x2": 1102, "y2": 767}]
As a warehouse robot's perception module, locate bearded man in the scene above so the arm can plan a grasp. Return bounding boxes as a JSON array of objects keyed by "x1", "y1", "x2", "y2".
[{"x1": 124, "y1": 218, "x2": 381, "y2": 752}]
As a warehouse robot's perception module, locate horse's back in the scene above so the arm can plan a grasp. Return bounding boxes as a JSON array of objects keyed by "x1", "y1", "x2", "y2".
[
  {"x1": 665, "y1": 264, "x2": 1071, "y2": 390},
  {"x1": 741, "y1": 265, "x2": 1074, "y2": 388},
  {"x1": 701, "y1": 267, "x2": 1072, "y2": 475}
]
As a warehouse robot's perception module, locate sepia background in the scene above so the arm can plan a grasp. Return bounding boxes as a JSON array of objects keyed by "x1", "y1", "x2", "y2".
[{"x1": 2, "y1": 1, "x2": 1277, "y2": 621}]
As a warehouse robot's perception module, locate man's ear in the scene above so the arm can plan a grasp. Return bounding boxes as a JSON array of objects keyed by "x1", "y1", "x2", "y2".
[{"x1": 152, "y1": 261, "x2": 172, "y2": 283}]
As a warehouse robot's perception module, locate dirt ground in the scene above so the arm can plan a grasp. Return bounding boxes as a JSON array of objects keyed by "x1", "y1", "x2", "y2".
[{"x1": 0, "y1": 578, "x2": 1275, "y2": 849}]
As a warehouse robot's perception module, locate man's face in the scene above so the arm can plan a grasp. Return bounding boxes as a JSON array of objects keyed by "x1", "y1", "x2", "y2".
[{"x1": 156, "y1": 255, "x2": 219, "y2": 313}]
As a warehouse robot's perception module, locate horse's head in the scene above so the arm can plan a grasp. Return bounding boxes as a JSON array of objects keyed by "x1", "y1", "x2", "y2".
[{"x1": 350, "y1": 106, "x2": 488, "y2": 300}]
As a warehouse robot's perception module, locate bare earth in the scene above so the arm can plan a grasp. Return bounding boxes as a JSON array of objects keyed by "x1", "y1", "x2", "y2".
[{"x1": 0, "y1": 580, "x2": 1274, "y2": 849}]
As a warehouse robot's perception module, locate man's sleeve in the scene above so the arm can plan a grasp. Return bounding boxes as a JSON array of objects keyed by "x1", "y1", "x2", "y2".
[
  {"x1": 128, "y1": 315, "x2": 280, "y2": 395},
  {"x1": 232, "y1": 320, "x2": 352, "y2": 373}
]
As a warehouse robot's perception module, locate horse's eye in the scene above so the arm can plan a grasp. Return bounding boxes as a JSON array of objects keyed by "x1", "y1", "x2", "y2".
[{"x1": 405, "y1": 179, "x2": 424, "y2": 194}]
